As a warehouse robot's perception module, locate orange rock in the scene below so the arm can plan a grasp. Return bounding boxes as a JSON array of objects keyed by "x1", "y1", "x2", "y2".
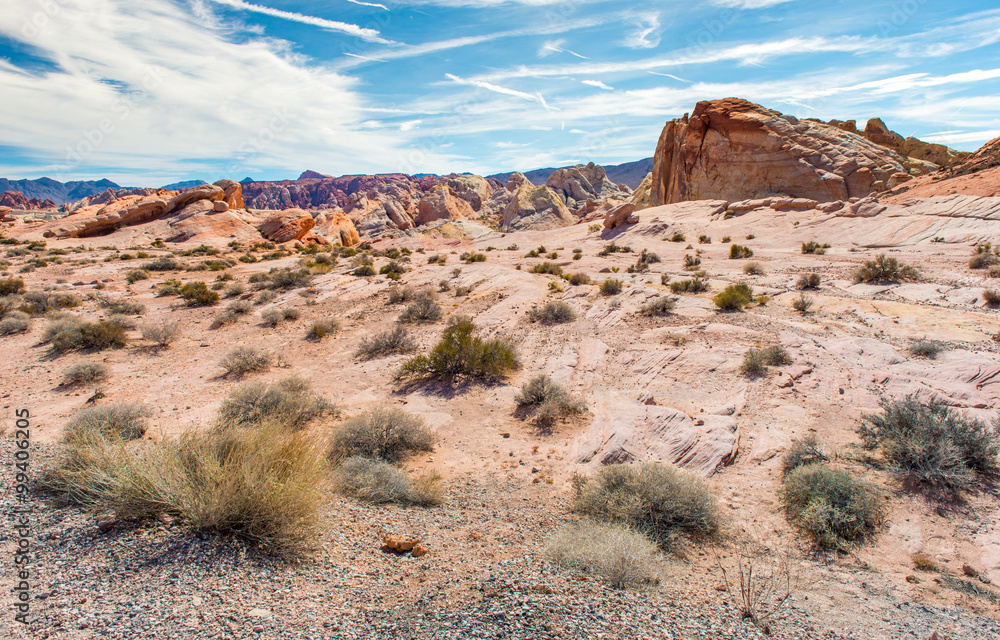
[
  {"x1": 213, "y1": 179, "x2": 245, "y2": 209},
  {"x1": 258, "y1": 208, "x2": 316, "y2": 243},
  {"x1": 313, "y1": 209, "x2": 360, "y2": 247},
  {"x1": 415, "y1": 185, "x2": 475, "y2": 226}
]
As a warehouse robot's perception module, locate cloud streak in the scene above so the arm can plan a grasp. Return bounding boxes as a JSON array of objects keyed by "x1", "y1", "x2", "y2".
[{"x1": 208, "y1": 0, "x2": 392, "y2": 42}]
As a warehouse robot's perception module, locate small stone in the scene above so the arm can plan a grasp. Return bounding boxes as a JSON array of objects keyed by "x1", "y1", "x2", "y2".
[
  {"x1": 962, "y1": 564, "x2": 978, "y2": 577},
  {"x1": 247, "y1": 608, "x2": 271, "y2": 618},
  {"x1": 96, "y1": 515, "x2": 115, "y2": 533}
]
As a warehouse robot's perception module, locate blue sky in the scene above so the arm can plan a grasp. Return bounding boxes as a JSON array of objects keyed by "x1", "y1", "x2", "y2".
[{"x1": 1, "y1": 0, "x2": 999, "y2": 186}]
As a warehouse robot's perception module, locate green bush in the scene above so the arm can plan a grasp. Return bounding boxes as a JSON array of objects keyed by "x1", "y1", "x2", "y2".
[
  {"x1": 142, "y1": 256, "x2": 182, "y2": 271},
  {"x1": 640, "y1": 296, "x2": 676, "y2": 316},
  {"x1": 779, "y1": 463, "x2": 886, "y2": 548},
  {"x1": 698, "y1": 235, "x2": 711, "y2": 244},
  {"x1": 355, "y1": 325, "x2": 416, "y2": 360},
  {"x1": 379, "y1": 261, "x2": 406, "y2": 279},
  {"x1": 461, "y1": 252, "x2": 486, "y2": 263},
  {"x1": 126, "y1": 269, "x2": 150, "y2": 284},
  {"x1": 528, "y1": 301, "x2": 575, "y2": 324},
  {"x1": 352, "y1": 264, "x2": 376, "y2": 277},
  {"x1": 713, "y1": 283, "x2": 753, "y2": 310},
  {"x1": 564, "y1": 272, "x2": 591, "y2": 286},
  {"x1": 397, "y1": 320, "x2": 518, "y2": 382},
  {"x1": 781, "y1": 435, "x2": 828, "y2": 475},
  {"x1": 547, "y1": 521, "x2": 661, "y2": 588},
  {"x1": 572, "y1": 463, "x2": 719, "y2": 546},
  {"x1": 857, "y1": 395, "x2": 1000, "y2": 493},
  {"x1": 218, "y1": 346, "x2": 272, "y2": 377},
  {"x1": 332, "y1": 456, "x2": 443, "y2": 506},
  {"x1": 740, "y1": 345, "x2": 791, "y2": 376},
  {"x1": 600, "y1": 279, "x2": 623, "y2": 296},
  {"x1": 515, "y1": 374, "x2": 585, "y2": 428},
  {"x1": 729, "y1": 244, "x2": 754, "y2": 259},
  {"x1": 398, "y1": 295, "x2": 442, "y2": 324},
  {"x1": 801, "y1": 241, "x2": 830, "y2": 255},
  {"x1": 306, "y1": 319, "x2": 340, "y2": 341},
  {"x1": 329, "y1": 408, "x2": 435, "y2": 463},
  {"x1": 854, "y1": 254, "x2": 920, "y2": 283},
  {"x1": 60, "y1": 362, "x2": 110, "y2": 387},
  {"x1": 217, "y1": 376, "x2": 333, "y2": 431},
  {"x1": 670, "y1": 278, "x2": 709, "y2": 294},
  {"x1": 179, "y1": 281, "x2": 219, "y2": 306},
  {"x1": 531, "y1": 262, "x2": 563, "y2": 276},
  {"x1": 63, "y1": 402, "x2": 149, "y2": 442},
  {"x1": 598, "y1": 243, "x2": 633, "y2": 255}
]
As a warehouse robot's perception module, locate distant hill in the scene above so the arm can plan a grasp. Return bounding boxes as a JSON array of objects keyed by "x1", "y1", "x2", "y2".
[
  {"x1": 0, "y1": 177, "x2": 121, "y2": 205},
  {"x1": 161, "y1": 179, "x2": 206, "y2": 190},
  {"x1": 488, "y1": 158, "x2": 653, "y2": 189}
]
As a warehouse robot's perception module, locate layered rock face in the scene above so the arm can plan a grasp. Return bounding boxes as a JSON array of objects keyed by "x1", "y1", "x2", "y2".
[
  {"x1": 649, "y1": 98, "x2": 963, "y2": 207},
  {"x1": 0, "y1": 190, "x2": 56, "y2": 210}
]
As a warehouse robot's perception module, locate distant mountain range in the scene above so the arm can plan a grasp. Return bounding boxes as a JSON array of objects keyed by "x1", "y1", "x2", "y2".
[
  {"x1": 488, "y1": 157, "x2": 653, "y2": 189},
  {"x1": 0, "y1": 177, "x2": 121, "y2": 205}
]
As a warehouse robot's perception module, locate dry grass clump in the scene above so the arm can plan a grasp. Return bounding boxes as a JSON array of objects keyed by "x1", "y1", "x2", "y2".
[
  {"x1": 141, "y1": 256, "x2": 182, "y2": 271},
  {"x1": 218, "y1": 346, "x2": 272, "y2": 377},
  {"x1": 398, "y1": 295, "x2": 442, "y2": 324},
  {"x1": 912, "y1": 553, "x2": 939, "y2": 572},
  {"x1": 396, "y1": 320, "x2": 519, "y2": 383},
  {"x1": 126, "y1": 269, "x2": 150, "y2": 284},
  {"x1": 43, "y1": 420, "x2": 327, "y2": 557},
  {"x1": 983, "y1": 289, "x2": 1000, "y2": 306},
  {"x1": 140, "y1": 319, "x2": 180, "y2": 347},
  {"x1": 528, "y1": 301, "x2": 575, "y2": 325},
  {"x1": 61, "y1": 362, "x2": 110, "y2": 387},
  {"x1": 640, "y1": 296, "x2": 677, "y2": 316},
  {"x1": 515, "y1": 375, "x2": 585, "y2": 428},
  {"x1": 530, "y1": 262, "x2": 563, "y2": 276},
  {"x1": 792, "y1": 293, "x2": 814, "y2": 313},
  {"x1": 63, "y1": 402, "x2": 150, "y2": 442},
  {"x1": 739, "y1": 345, "x2": 791, "y2": 376},
  {"x1": 0, "y1": 277, "x2": 25, "y2": 296},
  {"x1": 781, "y1": 435, "x2": 828, "y2": 475},
  {"x1": 0, "y1": 309, "x2": 30, "y2": 335},
  {"x1": 261, "y1": 307, "x2": 301, "y2": 327},
  {"x1": 779, "y1": 463, "x2": 886, "y2": 549},
  {"x1": 795, "y1": 273, "x2": 821, "y2": 290},
  {"x1": 547, "y1": 521, "x2": 662, "y2": 588},
  {"x1": 909, "y1": 338, "x2": 946, "y2": 359},
  {"x1": 969, "y1": 243, "x2": 998, "y2": 269},
  {"x1": 571, "y1": 462, "x2": 719, "y2": 547},
  {"x1": 743, "y1": 262, "x2": 764, "y2": 276},
  {"x1": 329, "y1": 407, "x2": 435, "y2": 463},
  {"x1": 48, "y1": 319, "x2": 128, "y2": 353},
  {"x1": 670, "y1": 277, "x2": 709, "y2": 294},
  {"x1": 387, "y1": 285, "x2": 419, "y2": 304},
  {"x1": 355, "y1": 325, "x2": 416, "y2": 360},
  {"x1": 217, "y1": 376, "x2": 334, "y2": 431},
  {"x1": 21, "y1": 291, "x2": 81, "y2": 314},
  {"x1": 306, "y1": 319, "x2": 340, "y2": 341},
  {"x1": 600, "y1": 279, "x2": 623, "y2": 296},
  {"x1": 179, "y1": 281, "x2": 219, "y2": 306},
  {"x1": 801, "y1": 241, "x2": 830, "y2": 255},
  {"x1": 853, "y1": 254, "x2": 920, "y2": 283},
  {"x1": 210, "y1": 311, "x2": 239, "y2": 329},
  {"x1": 713, "y1": 283, "x2": 753, "y2": 310},
  {"x1": 729, "y1": 244, "x2": 754, "y2": 259},
  {"x1": 249, "y1": 267, "x2": 313, "y2": 290},
  {"x1": 97, "y1": 297, "x2": 146, "y2": 316},
  {"x1": 331, "y1": 456, "x2": 443, "y2": 506},
  {"x1": 857, "y1": 395, "x2": 1000, "y2": 494},
  {"x1": 564, "y1": 272, "x2": 591, "y2": 286}
]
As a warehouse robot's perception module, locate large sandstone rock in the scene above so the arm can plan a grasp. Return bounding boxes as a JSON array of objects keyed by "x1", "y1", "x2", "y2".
[
  {"x1": 313, "y1": 210, "x2": 360, "y2": 247},
  {"x1": 603, "y1": 202, "x2": 637, "y2": 229},
  {"x1": 546, "y1": 162, "x2": 620, "y2": 204},
  {"x1": 864, "y1": 118, "x2": 906, "y2": 156},
  {"x1": 165, "y1": 205, "x2": 261, "y2": 244},
  {"x1": 165, "y1": 184, "x2": 224, "y2": 213},
  {"x1": 414, "y1": 185, "x2": 475, "y2": 226},
  {"x1": 258, "y1": 209, "x2": 316, "y2": 243},
  {"x1": 502, "y1": 183, "x2": 575, "y2": 231},
  {"x1": 444, "y1": 174, "x2": 493, "y2": 211},
  {"x1": 630, "y1": 172, "x2": 653, "y2": 210},
  {"x1": 650, "y1": 98, "x2": 912, "y2": 206},
  {"x1": 213, "y1": 179, "x2": 244, "y2": 209}
]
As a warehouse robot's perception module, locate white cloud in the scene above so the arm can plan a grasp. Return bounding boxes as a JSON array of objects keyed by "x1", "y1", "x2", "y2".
[
  {"x1": 624, "y1": 12, "x2": 661, "y2": 49},
  {"x1": 581, "y1": 79, "x2": 614, "y2": 91},
  {"x1": 709, "y1": 0, "x2": 796, "y2": 8},
  {"x1": 539, "y1": 39, "x2": 589, "y2": 59},
  {"x1": 345, "y1": 0, "x2": 389, "y2": 10},
  {"x1": 0, "y1": 0, "x2": 428, "y2": 182},
  {"x1": 206, "y1": 0, "x2": 391, "y2": 42}
]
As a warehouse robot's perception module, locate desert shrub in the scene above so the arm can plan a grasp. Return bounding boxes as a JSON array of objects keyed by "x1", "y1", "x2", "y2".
[
  {"x1": 640, "y1": 296, "x2": 677, "y2": 316},
  {"x1": 50, "y1": 321, "x2": 127, "y2": 352},
  {"x1": 600, "y1": 279, "x2": 623, "y2": 296},
  {"x1": 528, "y1": 301, "x2": 575, "y2": 325},
  {"x1": 224, "y1": 283, "x2": 245, "y2": 298},
  {"x1": 20, "y1": 291, "x2": 81, "y2": 314},
  {"x1": 801, "y1": 241, "x2": 830, "y2": 255},
  {"x1": 142, "y1": 256, "x2": 181, "y2": 271},
  {"x1": 461, "y1": 252, "x2": 487, "y2": 263},
  {"x1": 856, "y1": 395, "x2": 1000, "y2": 493},
  {"x1": 329, "y1": 408, "x2": 435, "y2": 463},
  {"x1": 63, "y1": 402, "x2": 149, "y2": 442},
  {"x1": 106, "y1": 314, "x2": 136, "y2": 330},
  {"x1": 0, "y1": 310, "x2": 30, "y2": 335},
  {"x1": 909, "y1": 338, "x2": 945, "y2": 359},
  {"x1": 331, "y1": 456, "x2": 443, "y2": 506},
  {"x1": 912, "y1": 554, "x2": 939, "y2": 572},
  {"x1": 983, "y1": 289, "x2": 1000, "y2": 306},
  {"x1": 854, "y1": 254, "x2": 920, "y2": 283},
  {"x1": 140, "y1": 319, "x2": 180, "y2": 347},
  {"x1": 515, "y1": 374, "x2": 585, "y2": 427},
  {"x1": 98, "y1": 297, "x2": 146, "y2": 315},
  {"x1": 355, "y1": 325, "x2": 416, "y2": 359},
  {"x1": 531, "y1": 262, "x2": 563, "y2": 276},
  {"x1": 0, "y1": 277, "x2": 25, "y2": 296},
  {"x1": 157, "y1": 279, "x2": 183, "y2": 296},
  {"x1": 43, "y1": 421, "x2": 327, "y2": 557},
  {"x1": 792, "y1": 293, "x2": 814, "y2": 313},
  {"x1": 379, "y1": 261, "x2": 406, "y2": 279},
  {"x1": 682, "y1": 254, "x2": 702, "y2": 271},
  {"x1": 227, "y1": 299, "x2": 253, "y2": 315},
  {"x1": 761, "y1": 345, "x2": 791, "y2": 366},
  {"x1": 254, "y1": 267, "x2": 313, "y2": 290},
  {"x1": 397, "y1": 320, "x2": 518, "y2": 382},
  {"x1": 572, "y1": 463, "x2": 719, "y2": 545},
  {"x1": 668, "y1": 233, "x2": 685, "y2": 243},
  {"x1": 547, "y1": 521, "x2": 661, "y2": 588},
  {"x1": 743, "y1": 262, "x2": 764, "y2": 275},
  {"x1": 740, "y1": 345, "x2": 790, "y2": 376},
  {"x1": 217, "y1": 376, "x2": 333, "y2": 431},
  {"x1": 564, "y1": 272, "x2": 591, "y2": 286},
  {"x1": 255, "y1": 290, "x2": 276, "y2": 305},
  {"x1": 126, "y1": 269, "x2": 150, "y2": 284},
  {"x1": 179, "y1": 282, "x2": 219, "y2": 306},
  {"x1": 306, "y1": 319, "x2": 340, "y2": 341},
  {"x1": 598, "y1": 243, "x2": 633, "y2": 255},
  {"x1": 388, "y1": 285, "x2": 418, "y2": 304},
  {"x1": 60, "y1": 361, "x2": 110, "y2": 387},
  {"x1": 210, "y1": 311, "x2": 238, "y2": 329},
  {"x1": 729, "y1": 244, "x2": 754, "y2": 259},
  {"x1": 713, "y1": 283, "x2": 753, "y2": 310},
  {"x1": 698, "y1": 235, "x2": 711, "y2": 244},
  {"x1": 438, "y1": 280, "x2": 451, "y2": 292},
  {"x1": 398, "y1": 295, "x2": 442, "y2": 324},
  {"x1": 352, "y1": 264, "x2": 376, "y2": 277},
  {"x1": 670, "y1": 277, "x2": 709, "y2": 294},
  {"x1": 781, "y1": 435, "x2": 828, "y2": 475},
  {"x1": 261, "y1": 308, "x2": 300, "y2": 327},
  {"x1": 969, "y1": 243, "x2": 998, "y2": 269},
  {"x1": 795, "y1": 273, "x2": 821, "y2": 290},
  {"x1": 779, "y1": 463, "x2": 886, "y2": 548},
  {"x1": 218, "y1": 346, "x2": 272, "y2": 377}
]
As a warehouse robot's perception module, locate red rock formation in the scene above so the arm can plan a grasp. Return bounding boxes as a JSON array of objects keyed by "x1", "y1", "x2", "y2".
[{"x1": 258, "y1": 209, "x2": 316, "y2": 243}]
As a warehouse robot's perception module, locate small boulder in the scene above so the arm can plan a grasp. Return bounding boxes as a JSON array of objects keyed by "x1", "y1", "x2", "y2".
[
  {"x1": 213, "y1": 200, "x2": 229, "y2": 213},
  {"x1": 259, "y1": 208, "x2": 316, "y2": 243},
  {"x1": 603, "y1": 202, "x2": 637, "y2": 229}
]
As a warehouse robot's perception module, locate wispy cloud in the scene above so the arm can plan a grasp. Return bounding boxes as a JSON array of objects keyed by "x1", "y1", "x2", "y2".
[
  {"x1": 581, "y1": 79, "x2": 614, "y2": 90},
  {"x1": 207, "y1": 0, "x2": 392, "y2": 42},
  {"x1": 345, "y1": 0, "x2": 389, "y2": 10},
  {"x1": 444, "y1": 73, "x2": 558, "y2": 111},
  {"x1": 624, "y1": 12, "x2": 661, "y2": 49},
  {"x1": 539, "y1": 39, "x2": 589, "y2": 59}
]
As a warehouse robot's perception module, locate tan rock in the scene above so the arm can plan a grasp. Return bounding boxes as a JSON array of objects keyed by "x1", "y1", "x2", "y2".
[
  {"x1": 165, "y1": 184, "x2": 224, "y2": 213},
  {"x1": 213, "y1": 200, "x2": 229, "y2": 213},
  {"x1": 502, "y1": 183, "x2": 575, "y2": 231},
  {"x1": 546, "y1": 162, "x2": 620, "y2": 203},
  {"x1": 258, "y1": 208, "x2": 316, "y2": 243},
  {"x1": 415, "y1": 185, "x2": 475, "y2": 226},
  {"x1": 886, "y1": 172, "x2": 914, "y2": 189},
  {"x1": 313, "y1": 209, "x2": 360, "y2": 247},
  {"x1": 603, "y1": 202, "x2": 637, "y2": 229},
  {"x1": 505, "y1": 172, "x2": 530, "y2": 191},
  {"x1": 383, "y1": 535, "x2": 420, "y2": 553},
  {"x1": 213, "y1": 179, "x2": 245, "y2": 209},
  {"x1": 630, "y1": 172, "x2": 653, "y2": 210},
  {"x1": 864, "y1": 117, "x2": 906, "y2": 156},
  {"x1": 445, "y1": 174, "x2": 493, "y2": 211}
]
